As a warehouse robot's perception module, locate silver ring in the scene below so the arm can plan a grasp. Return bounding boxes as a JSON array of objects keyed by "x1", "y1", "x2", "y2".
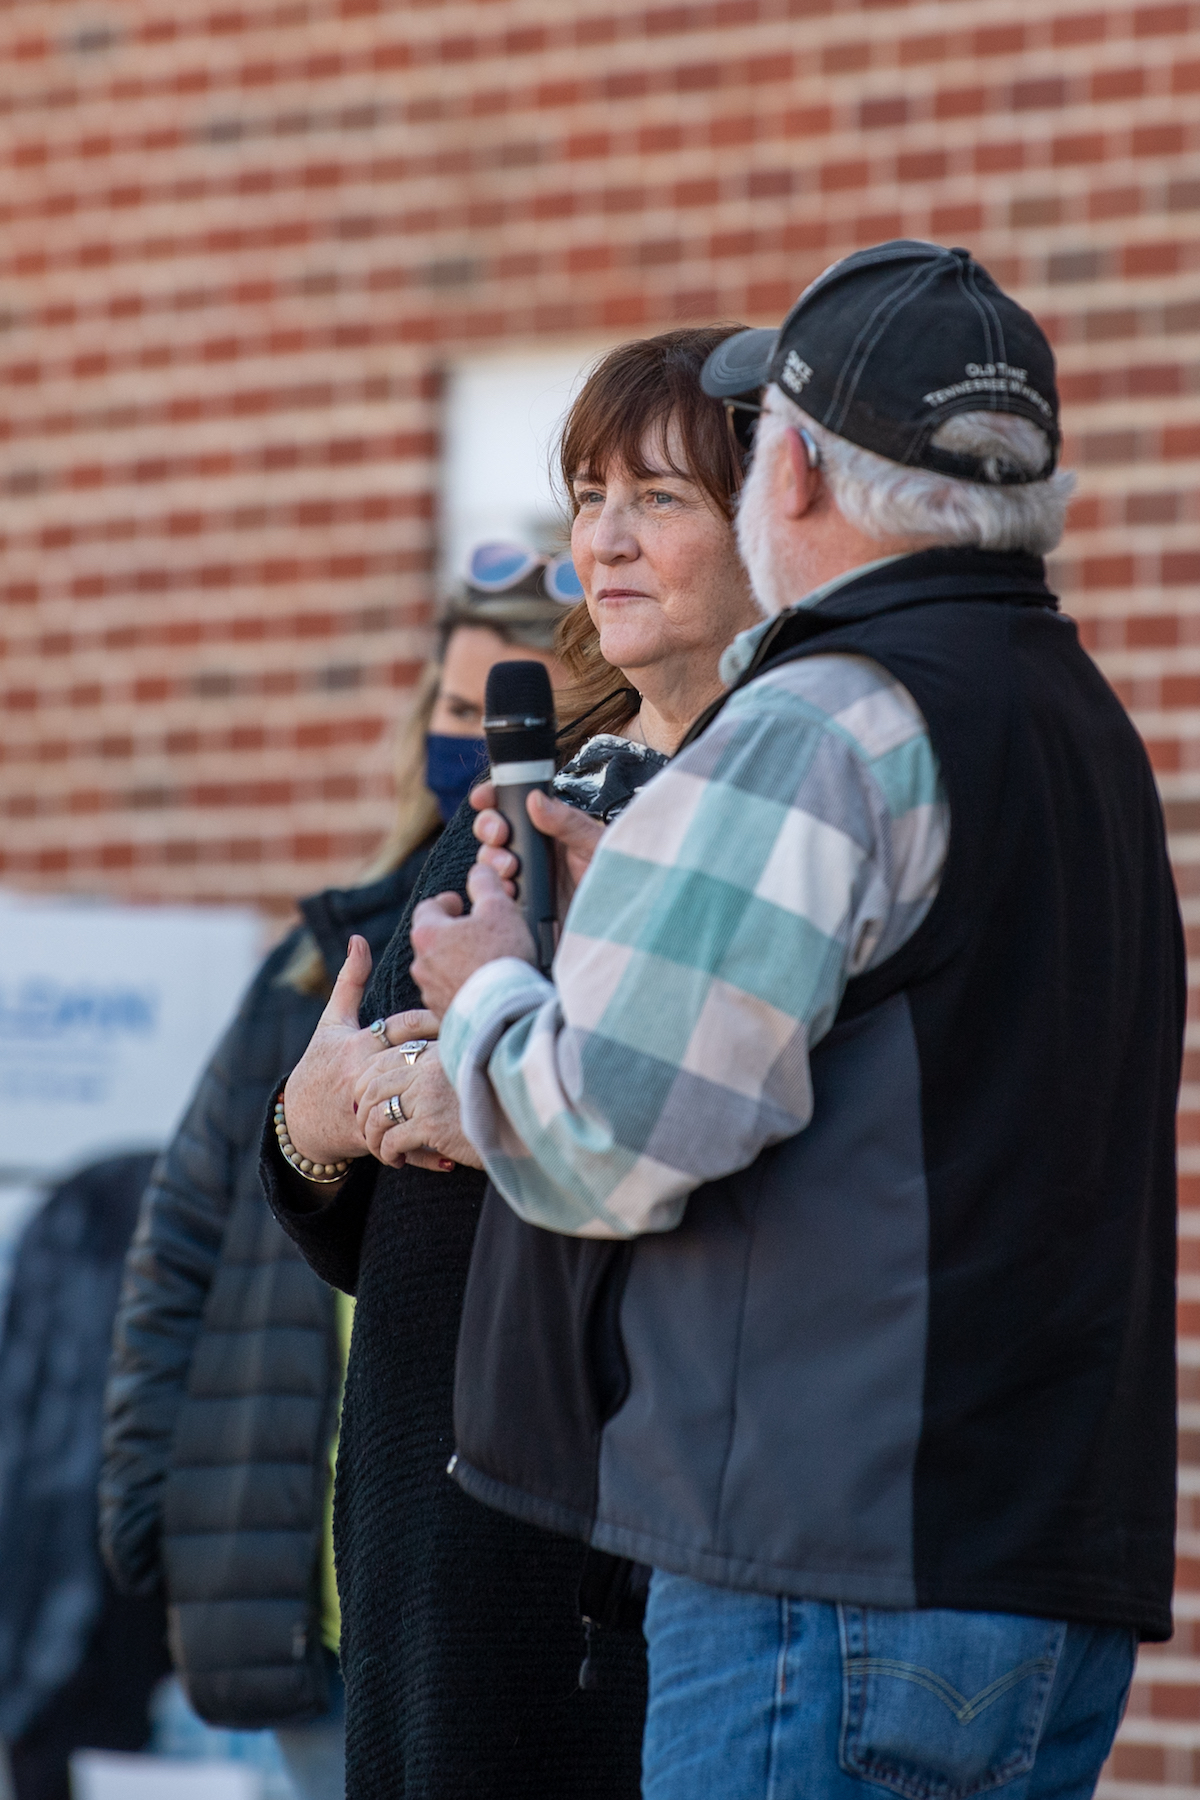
[
  {"x1": 386, "y1": 1094, "x2": 405, "y2": 1126},
  {"x1": 369, "y1": 1018, "x2": 391, "y2": 1049},
  {"x1": 396, "y1": 1039, "x2": 430, "y2": 1066}
]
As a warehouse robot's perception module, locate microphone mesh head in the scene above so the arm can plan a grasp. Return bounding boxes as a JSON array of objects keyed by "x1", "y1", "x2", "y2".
[
  {"x1": 484, "y1": 660, "x2": 553, "y2": 721},
  {"x1": 484, "y1": 661, "x2": 557, "y2": 765}
]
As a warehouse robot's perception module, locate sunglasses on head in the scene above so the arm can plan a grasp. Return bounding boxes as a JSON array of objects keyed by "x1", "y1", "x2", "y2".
[{"x1": 466, "y1": 541, "x2": 585, "y2": 605}]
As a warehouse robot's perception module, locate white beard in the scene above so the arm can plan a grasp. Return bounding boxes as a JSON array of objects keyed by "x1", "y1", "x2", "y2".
[{"x1": 735, "y1": 434, "x2": 794, "y2": 619}]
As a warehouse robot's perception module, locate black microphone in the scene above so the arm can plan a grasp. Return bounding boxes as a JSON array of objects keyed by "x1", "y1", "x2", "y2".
[{"x1": 483, "y1": 661, "x2": 558, "y2": 973}]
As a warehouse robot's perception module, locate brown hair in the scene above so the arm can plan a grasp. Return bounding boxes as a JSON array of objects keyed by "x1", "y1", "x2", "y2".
[{"x1": 553, "y1": 324, "x2": 748, "y2": 758}]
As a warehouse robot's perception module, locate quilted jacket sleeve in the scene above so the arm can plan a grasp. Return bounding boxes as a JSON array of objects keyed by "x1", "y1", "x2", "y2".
[{"x1": 99, "y1": 939, "x2": 305, "y2": 1597}]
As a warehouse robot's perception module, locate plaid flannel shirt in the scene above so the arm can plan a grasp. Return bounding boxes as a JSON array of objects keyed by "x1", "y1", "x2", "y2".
[{"x1": 439, "y1": 645, "x2": 949, "y2": 1239}]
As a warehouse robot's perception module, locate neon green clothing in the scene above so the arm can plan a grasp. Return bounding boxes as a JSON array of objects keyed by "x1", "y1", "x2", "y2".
[{"x1": 319, "y1": 1290, "x2": 355, "y2": 1653}]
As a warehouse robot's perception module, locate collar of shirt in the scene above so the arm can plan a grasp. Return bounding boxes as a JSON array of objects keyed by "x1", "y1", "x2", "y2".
[{"x1": 718, "y1": 553, "x2": 910, "y2": 688}]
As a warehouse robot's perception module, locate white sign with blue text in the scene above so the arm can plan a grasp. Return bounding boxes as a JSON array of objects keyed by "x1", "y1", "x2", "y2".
[{"x1": 0, "y1": 895, "x2": 262, "y2": 1181}]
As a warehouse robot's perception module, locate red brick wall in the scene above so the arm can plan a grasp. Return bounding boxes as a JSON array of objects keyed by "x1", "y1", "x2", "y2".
[{"x1": 2, "y1": 0, "x2": 1199, "y2": 1779}]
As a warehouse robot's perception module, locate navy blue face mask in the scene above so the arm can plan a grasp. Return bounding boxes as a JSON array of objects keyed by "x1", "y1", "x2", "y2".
[{"x1": 425, "y1": 733, "x2": 491, "y2": 822}]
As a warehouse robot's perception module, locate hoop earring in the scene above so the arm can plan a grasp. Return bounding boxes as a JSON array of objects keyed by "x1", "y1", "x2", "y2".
[{"x1": 798, "y1": 427, "x2": 821, "y2": 471}]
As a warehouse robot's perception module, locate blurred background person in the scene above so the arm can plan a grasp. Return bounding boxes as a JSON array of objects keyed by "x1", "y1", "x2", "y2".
[
  {"x1": 99, "y1": 574, "x2": 567, "y2": 1800},
  {"x1": 265, "y1": 325, "x2": 760, "y2": 1800},
  {"x1": 0, "y1": 1154, "x2": 168, "y2": 1800}
]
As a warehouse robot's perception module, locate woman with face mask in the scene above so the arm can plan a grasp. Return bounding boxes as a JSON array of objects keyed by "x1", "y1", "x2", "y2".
[
  {"x1": 99, "y1": 569, "x2": 568, "y2": 1800},
  {"x1": 421, "y1": 571, "x2": 569, "y2": 828}
]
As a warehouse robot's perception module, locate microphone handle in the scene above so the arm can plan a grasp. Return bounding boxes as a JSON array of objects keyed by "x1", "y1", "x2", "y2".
[{"x1": 493, "y1": 779, "x2": 557, "y2": 973}]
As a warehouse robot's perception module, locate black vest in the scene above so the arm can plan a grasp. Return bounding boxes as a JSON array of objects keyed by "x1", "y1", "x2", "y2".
[{"x1": 450, "y1": 548, "x2": 1184, "y2": 1639}]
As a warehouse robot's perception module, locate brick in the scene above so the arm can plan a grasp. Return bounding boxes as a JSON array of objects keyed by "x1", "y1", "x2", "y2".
[
  {"x1": 1011, "y1": 76, "x2": 1068, "y2": 109},
  {"x1": 1168, "y1": 177, "x2": 1200, "y2": 210},
  {"x1": 822, "y1": 40, "x2": 870, "y2": 73},
  {"x1": 931, "y1": 202, "x2": 983, "y2": 237},
  {"x1": 859, "y1": 95, "x2": 909, "y2": 129},
  {"x1": 1051, "y1": 11, "x2": 1108, "y2": 45},
  {"x1": 603, "y1": 69, "x2": 648, "y2": 99},
  {"x1": 973, "y1": 24, "x2": 1026, "y2": 56},
  {"x1": 744, "y1": 52, "x2": 792, "y2": 83},
  {"x1": 1133, "y1": 2, "x2": 1189, "y2": 34},
  {"x1": 1047, "y1": 247, "x2": 1108, "y2": 282},
  {"x1": 573, "y1": 15, "x2": 618, "y2": 45},
  {"x1": 1112, "y1": 1743, "x2": 1167, "y2": 1781},
  {"x1": 936, "y1": 86, "x2": 988, "y2": 120},
  {"x1": 1081, "y1": 428, "x2": 1142, "y2": 463},
  {"x1": 1127, "y1": 493, "x2": 1182, "y2": 524},
  {"x1": 675, "y1": 61, "x2": 722, "y2": 91},
  {"x1": 744, "y1": 168, "x2": 793, "y2": 198},
  {"x1": 1085, "y1": 305, "x2": 1140, "y2": 340},
  {"x1": 898, "y1": 33, "x2": 948, "y2": 66},
  {"x1": 1091, "y1": 65, "x2": 1146, "y2": 101},
  {"x1": 1123, "y1": 240, "x2": 1181, "y2": 275},
  {"x1": 1052, "y1": 132, "x2": 1107, "y2": 165},
  {"x1": 1164, "y1": 298, "x2": 1200, "y2": 332},
  {"x1": 1163, "y1": 551, "x2": 1200, "y2": 584},
  {"x1": 782, "y1": 104, "x2": 832, "y2": 136},
  {"x1": 1081, "y1": 553, "x2": 1136, "y2": 587},
  {"x1": 567, "y1": 130, "x2": 610, "y2": 160},
  {"x1": 1133, "y1": 122, "x2": 1187, "y2": 156},
  {"x1": 638, "y1": 121, "x2": 684, "y2": 153},
  {"x1": 1011, "y1": 195, "x2": 1063, "y2": 227},
  {"x1": 675, "y1": 176, "x2": 720, "y2": 207},
  {"x1": 820, "y1": 158, "x2": 871, "y2": 192},
  {"x1": 709, "y1": 113, "x2": 756, "y2": 147},
  {"x1": 1128, "y1": 361, "x2": 1183, "y2": 396},
  {"x1": 1088, "y1": 184, "x2": 1142, "y2": 220}
]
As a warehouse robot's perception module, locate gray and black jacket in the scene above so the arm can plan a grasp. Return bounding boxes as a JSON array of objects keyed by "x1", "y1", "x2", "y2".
[
  {"x1": 449, "y1": 549, "x2": 1184, "y2": 1641},
  {"x1": 100, "y1": 849, "x2": 432, "y2": 1729}
]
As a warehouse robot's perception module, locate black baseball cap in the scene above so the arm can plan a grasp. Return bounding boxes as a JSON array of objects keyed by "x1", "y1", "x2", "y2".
[{"x1": 701, "y1": 241, "x2": 1060, "y2": 485}]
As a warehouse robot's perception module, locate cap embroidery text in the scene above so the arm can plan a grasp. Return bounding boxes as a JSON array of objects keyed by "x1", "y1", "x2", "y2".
[
  {"x1": 922, "y1": 373, "x2": 1053, "y2": 417},
  {"x1": 781, "y1": 351, "x2": 813, "y2": 395}
]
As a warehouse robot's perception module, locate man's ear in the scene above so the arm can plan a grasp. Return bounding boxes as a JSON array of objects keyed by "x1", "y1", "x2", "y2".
[{"x1": 780, "y1": 426, "x2": 822, "y2": 521}]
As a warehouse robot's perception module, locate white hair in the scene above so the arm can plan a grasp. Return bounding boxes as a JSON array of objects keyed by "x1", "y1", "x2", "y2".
[{"x1": 767, "y1": 386, "x2": 1075, "y2": 556}]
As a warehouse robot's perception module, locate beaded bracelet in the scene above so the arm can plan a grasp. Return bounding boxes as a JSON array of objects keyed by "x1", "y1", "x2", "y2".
[{"x1": 273, "y1": 1086, "x2": 351, "y2": 1184}]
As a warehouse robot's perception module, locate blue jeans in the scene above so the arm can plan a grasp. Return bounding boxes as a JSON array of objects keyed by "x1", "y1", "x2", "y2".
[
  {"x1": 643, "y1": 1572, "x2": 1136, "y2": 1800},
  {"x1": 273, "y1": 1654, "x2": 346, "y2": 1800}
]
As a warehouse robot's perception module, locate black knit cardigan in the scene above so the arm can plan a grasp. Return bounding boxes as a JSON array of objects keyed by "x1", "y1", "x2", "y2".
[{"x1": 266, "y1": 808, "x2": 648, "y2": 1800}]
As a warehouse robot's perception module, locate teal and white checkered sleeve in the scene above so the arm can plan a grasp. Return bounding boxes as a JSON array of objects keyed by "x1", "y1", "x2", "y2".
[{"x1": 440, "y1": 653, "x2": 948, "y2": 1238}]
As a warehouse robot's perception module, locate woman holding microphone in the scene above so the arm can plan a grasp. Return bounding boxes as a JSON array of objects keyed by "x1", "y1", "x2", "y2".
[{"x1": 268, "y1": 325, "x2": 761, "y2": 1800}]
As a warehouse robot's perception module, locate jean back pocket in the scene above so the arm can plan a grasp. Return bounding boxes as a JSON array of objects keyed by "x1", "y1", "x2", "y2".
[{"x1": 838, "y1": 1606, "x2": 1066, "y2": 1800}]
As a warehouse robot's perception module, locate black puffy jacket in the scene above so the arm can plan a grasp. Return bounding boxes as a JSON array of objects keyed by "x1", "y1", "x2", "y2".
[{"x1": 100, "y1": 850, "x2": 432, "y2": 1730}]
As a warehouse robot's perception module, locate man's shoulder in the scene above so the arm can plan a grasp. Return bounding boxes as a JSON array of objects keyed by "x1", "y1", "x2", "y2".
[{"x1": 721, "y1": 650, "x2": 933, "y2": 768}]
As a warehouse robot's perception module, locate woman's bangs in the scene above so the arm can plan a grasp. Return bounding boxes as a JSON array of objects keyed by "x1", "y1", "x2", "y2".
[
  {"x1": 559, "y1": 331, "x2": 744, "y2": 519},
  {"x1": 563, "y1": 380, "x2": 677, "y2": 493}
]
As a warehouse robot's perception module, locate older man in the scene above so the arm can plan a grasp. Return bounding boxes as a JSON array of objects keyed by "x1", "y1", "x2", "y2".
[{"x1": 406, "y1": 243, "x2": 1184, "y2": 1800}]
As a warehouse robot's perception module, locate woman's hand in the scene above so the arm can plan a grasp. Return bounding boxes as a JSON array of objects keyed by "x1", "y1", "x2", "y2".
[
  {"x1": 409, "y1": 869, "x2": 535, "y2": 1020},
  {"x1": 353, "y1": 1030, "x2": 484, "y2": 1173},
  {"x1": 471, "y1": 782, "x2": 606, "y2": 909},
  {"x1": 281, "y1": 938, "x2": 444, "y2": 1171}
]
